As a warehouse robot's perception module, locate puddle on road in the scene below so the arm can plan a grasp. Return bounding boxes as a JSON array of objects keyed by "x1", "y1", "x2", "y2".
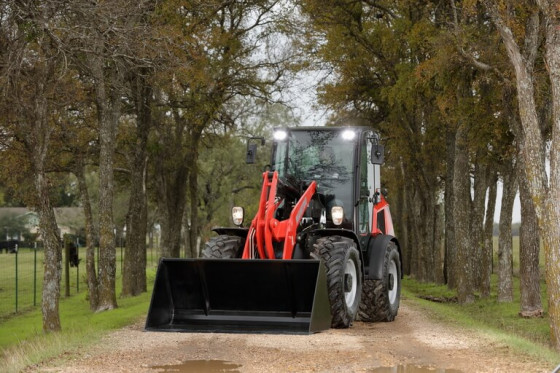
[
  {"x1": 369, "y1": 365, "x2": 463, "y2": 373},
  {"x1": 152, "y1": 360, "x2": 241, "y2": 372}
]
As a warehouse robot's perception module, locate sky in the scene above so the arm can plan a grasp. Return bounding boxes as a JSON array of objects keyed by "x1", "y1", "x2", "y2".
[{"x1": 494, "y1": 183, "x2": 521, "y2": 224}]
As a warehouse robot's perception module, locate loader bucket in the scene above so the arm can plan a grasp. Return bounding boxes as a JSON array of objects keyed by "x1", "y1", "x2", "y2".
[{"x1": 145, "y1": 258, "x2": 331, "y2": 334}]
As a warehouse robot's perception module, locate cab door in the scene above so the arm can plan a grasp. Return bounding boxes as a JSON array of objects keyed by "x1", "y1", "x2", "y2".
[{"x1": 357, "y1": 132, "x2": 375, "y2": 248}]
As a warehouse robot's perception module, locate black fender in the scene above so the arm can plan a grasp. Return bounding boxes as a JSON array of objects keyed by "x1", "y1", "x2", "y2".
[
  {"x1": 309, "y1": 228, "x2": 361, "y2": 247},
  {"x1": 365, "y1": 234, "x2": 402, "y2": 280},
  {"x1": 307, "y1": 228, "x2": 365, "y2": 275},
  {"x1": 211, "y1": 227, "x2": 249, "y2": 239}
]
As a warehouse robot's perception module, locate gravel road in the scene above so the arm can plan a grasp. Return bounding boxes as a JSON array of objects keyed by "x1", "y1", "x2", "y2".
[{"x1": 29, "y1": 300, "x2": 554, "y2": 373}]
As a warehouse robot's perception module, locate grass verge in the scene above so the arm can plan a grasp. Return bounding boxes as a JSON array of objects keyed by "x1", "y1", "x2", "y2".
[
  {"x1": 402, "y1": 276, "x2": 559, "y2": 366},
  {"x1": 0, "y1": 268, "x2": 155, "y2": 373}
]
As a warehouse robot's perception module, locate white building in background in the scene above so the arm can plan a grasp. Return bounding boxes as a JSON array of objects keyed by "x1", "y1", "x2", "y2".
[{"x1": 0, "y1": 207, "x2": 85, "y2": 242}]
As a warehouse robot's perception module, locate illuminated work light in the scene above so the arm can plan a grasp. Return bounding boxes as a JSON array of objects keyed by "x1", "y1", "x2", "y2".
[
  {"x1": 273, "y1": 130, "x2": 288, "y2": 141},
  {"x1": 232, "y1": 206, "x2": 244, "y2": 226},
  {"x1": 331, "y1": 206, "x2": 344, "y2": 226},
  {"x1": 341, "y1": 130, "x2": 356, "y2": 141}
]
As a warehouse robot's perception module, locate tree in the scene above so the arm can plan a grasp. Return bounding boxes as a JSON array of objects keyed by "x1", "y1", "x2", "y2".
[
  {"x1": 481, "y1": 171, "x2": 498, "y2": 297},
  {"x1": 299, "y1": 0, "x2": 449, "y2": 282},
  {"x1": 497, "y1": 160, "x2": 516, "y2": 302},
  {"x1": 152, "y1": 0, "x2": 290, "y2": 258},
  {"x1": 483, "y1": 0, "x2": 560, "y2": 350},
  {"x1": 75, "y1": 161, "x2": 100, "y2": 310},
  {"x1": 121, "y1": 71, "x2": 152, "y2": 296},
  {"x1": 0, "y1": 0, "x2": 83, "y2": 331},
  {"x1": 518, "y1": 155, "x2": 543, "y2": 316},
  {"x1": 47, "y1": 0, "x2": 158, "y2": 310},
  {"x1": 453, "y1": 122, "x2": 474, "y2": 304}
]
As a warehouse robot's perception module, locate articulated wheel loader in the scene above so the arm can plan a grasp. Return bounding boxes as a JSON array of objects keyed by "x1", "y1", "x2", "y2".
[{"x1": 146, "y1": 127, "x2": 402, "y2": 334}]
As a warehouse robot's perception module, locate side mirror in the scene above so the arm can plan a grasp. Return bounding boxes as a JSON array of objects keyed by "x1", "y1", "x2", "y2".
[
  {"x1": 246, "y1": 137, "x2": 265, "y2": 164},
  {"x1": 246, "y1": 143, "x2": 257, "y2": 164},
  {"x1": 371, "y1": 144, "x2": 384, "y2": 165}
]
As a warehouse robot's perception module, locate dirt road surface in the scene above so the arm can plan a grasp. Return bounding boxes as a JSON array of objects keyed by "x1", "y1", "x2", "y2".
[{"x1": 29, "y1": 300, "x2": 555, "y2": 373}]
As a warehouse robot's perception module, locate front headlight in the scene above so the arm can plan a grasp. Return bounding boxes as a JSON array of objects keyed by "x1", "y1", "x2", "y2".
[
  {"x1": 331, "y1": 206, "x2": 344, "y2": 226},
  {"x1": 232, "y1": 206, "x2": 244, "y2": 226}
]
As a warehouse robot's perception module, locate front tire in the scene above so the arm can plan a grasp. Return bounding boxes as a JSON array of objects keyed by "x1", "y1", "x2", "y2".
[
  {"x1": 202, "y1": 235, "x2": 243, "y2": 258},
  {"x1": 358, "y1": 241, "x2": 401, "y2": 322},
  {"x1": 314, "y1": 236, "x2": 362, "y2": 328}
]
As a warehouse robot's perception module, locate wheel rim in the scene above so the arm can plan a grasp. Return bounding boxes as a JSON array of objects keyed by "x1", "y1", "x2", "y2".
[
  {"x1": 388, "y1": 258, "x2": 398, "y2": 305},
  {"x1": 344, "y1": 257, "x2": 358, "y2": 308}
]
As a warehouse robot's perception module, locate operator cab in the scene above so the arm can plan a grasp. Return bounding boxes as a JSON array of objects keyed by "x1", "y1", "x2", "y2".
[{"x1": 271, "y1": 127, "x2": 382, "y2": 241}]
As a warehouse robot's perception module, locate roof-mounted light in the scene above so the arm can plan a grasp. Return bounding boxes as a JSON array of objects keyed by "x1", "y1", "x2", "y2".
[
  {"x1": 341, "y1": 129, "x2": 356, "y2": 141},
  {"x1": 273, "y1": 130, "x2": 288, "y2": 141}
]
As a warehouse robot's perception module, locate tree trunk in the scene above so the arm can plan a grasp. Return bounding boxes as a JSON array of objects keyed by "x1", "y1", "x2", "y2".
[
  {"x1": 425, "y1": 197, "x2": 438, "y2": 283},
  {"x1": 122, "y1": 73, "x2": 151, "y2": 296},
  {"x1": 433, "y1": 203, "x2": 445, "y2": 284},
  {"x1": 156, "y1": 121, "x2": 205, "y2": 259},
  {"x1": 35, "y1": 170, "x2": 62, "y2": 332},
  {"x1": 158, "y1": 170, "x2": 187, "y2": 258},
  {"x1": 453, "y1": 123, "x2": 474, "y2": 304},
  {"x1": 471, "y1": 161, "x2": 488, "y2": 291},
  {"x1": 497, "y1": 162, "x2": 517, "y2": 302},
  {"x1": 406, "y1": 186, "x2": 421, "y2": 279},
  {"x1": 75, "y1": 163, "x2": 99, "y2": 310},
  {"x1": 395, "y1": 159, "x2": 410, "y2": 275},
  {"x1": 411, "y1": 189, "x2": 429, "y2": 282},
  {"x1": 423, "y1": 198, "x2": 435, "y2": 283},
  {"x1": 481, "y1": 172, "x2": 498, "y2": 297},
  {"x1": 540, "y1": 6, "x2": 560, "y2": 347},
  {"x1": 187, "y1": 143, "x2": 200, "y2": 259},
  {"x1": 444, "y1": 126, "x2": 457, "y2": 288},
  {"x1": 518, "y1": 157, "x2": 542, "y2": 317},
  {"x1": 405, "y1": 169, "x2": 439, "y2": 283},
  {"x1": 93, "y1": 56, "x2": 120, "y2": 311}
]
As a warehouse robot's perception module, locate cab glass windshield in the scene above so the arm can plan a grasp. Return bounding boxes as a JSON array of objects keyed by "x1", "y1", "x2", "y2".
[{"x1": 273, "y1": 129, "x2": 356, "y2": 224}]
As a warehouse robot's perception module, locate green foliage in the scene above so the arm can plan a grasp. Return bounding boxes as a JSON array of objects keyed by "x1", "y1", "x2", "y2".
[
  {"x1": 48, "y1": 174, "x2": 81, "y2": 208},
  {"x1": 0, "y1": 186, "x2": 26, "y2": 208}
]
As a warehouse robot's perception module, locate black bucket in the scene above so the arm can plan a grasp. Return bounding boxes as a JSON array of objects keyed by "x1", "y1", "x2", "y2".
[{"x1": 145, "y1": 258, "x2": 331, "y2": 334}]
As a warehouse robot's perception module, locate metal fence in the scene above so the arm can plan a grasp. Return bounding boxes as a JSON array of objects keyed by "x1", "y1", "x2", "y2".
[{"x1": 0, "y1": 245, "x2": 158, "y2": 319}]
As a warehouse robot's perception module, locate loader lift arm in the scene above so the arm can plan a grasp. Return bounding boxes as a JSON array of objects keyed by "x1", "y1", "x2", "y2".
[{"x1": 243, "y1": 171, "x2": 317, "y2": 260}]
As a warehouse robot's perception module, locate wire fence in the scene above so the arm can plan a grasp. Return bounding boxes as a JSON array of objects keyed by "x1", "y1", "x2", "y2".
[{"x1": 0, "y1": 245, "x2": 159, "y2": 319}]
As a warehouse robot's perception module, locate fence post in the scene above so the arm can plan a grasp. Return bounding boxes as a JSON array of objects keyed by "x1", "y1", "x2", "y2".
[
  {"x1": 33, "y1": 246, "x2": 37, "y2": 307},
  {"x1": 15, "y1": 246, "x2": 18, "y2": 313},
  {"x1": 65, "y1": 241, "x2": 70, "y2": 297},
  {"x1": 76, "y1": 259, "x2": 79, "y2": 293}
]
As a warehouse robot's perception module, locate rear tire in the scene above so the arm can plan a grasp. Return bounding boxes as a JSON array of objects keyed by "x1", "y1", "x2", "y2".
[
  {"x1": 202, "y1": 235, "x2": 243, "y2": 258},
  {"x1": 358, "y1": 241, "x2": 401, "y2": 322},
  {"x1": 314, "y1": 236, "x2": 362, "y2": 328}
]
